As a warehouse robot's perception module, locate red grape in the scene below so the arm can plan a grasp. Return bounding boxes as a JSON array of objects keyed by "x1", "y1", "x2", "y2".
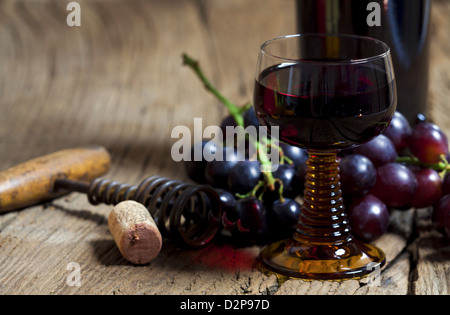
[
  {"x1": 371, "y1": 162, "x2": 417, "y2": 208},
  {"x1": 354, "y1": 134, "x2": 397, "y2": 167},
  {"x1": 382, "y1": 111, "x2": 412, "y2": 153},
  {"x1": 348, "y1": 194, "x2": 390, "y2": 242},
  {"x1": 410, "y1": 168, "x2": 442, "y2": 208},
  {"x1": 432, "y1": 194, "x2": 450, "y2": 234},
  {"x1": 409, "y1": 122, "x2": 449, "y2": 164},
  {"x1": 339, "y1": 154, "x2": 376, "y2": 196},
  {"x1": 442, "y1": 173, "x2": 450, "y2": 196}
]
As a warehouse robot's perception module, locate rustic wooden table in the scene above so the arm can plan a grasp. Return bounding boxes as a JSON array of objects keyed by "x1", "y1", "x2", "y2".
[{"x1": 0, "y1": 0, "x2": 449, "y2": 295}]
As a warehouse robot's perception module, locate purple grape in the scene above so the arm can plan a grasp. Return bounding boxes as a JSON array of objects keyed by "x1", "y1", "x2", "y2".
[
  {"x1": 204, "y1": 146, "x2": 242, "y2": 189},
  {"x1": 443, "y1": 173, "x2": 450, "y2": 196},
  {"x1": 432, "y1": 194, "x2": 450, "y2": 234},
  {"x1": 279, "y1": 143, "x2": 308, "y2": 169},
  {"x1": 354, "y1": 134, "x2": 397, "y2": 168},
  {"x1": 268, "y1": 198, "x2": 302, "y2": 239},
  {"x1": 371, "y1": 162, "x2": 417, "y2": 208},
  {"x1": 216, "y1": 188, "x2": 239, "y2": 231},
  {"x1": 228, "y1": 161, "x2": 261, "y2": 195},
  {"x1": 410, "y1": 168, "x2": 442, "y2": 208},
  {"x1": 233, "y1": 196, "x2": 269, "y2": 243},
  {"x1": 215, "y1": 188, "x2": 237, "y2": 218},
  {"x1": 382, "y1": 111, "x2": 412, "y2": 153},
  {"x1": 339, "y1": 154, "x2": 376, "y2": 196},
  {"x1": 271, "y1": 163, "x2": 302, "y2": 198},
  {"x1": 185, "y1": 140, "x2": 220, "y2": 184},
  {"x1": 409, "y1": 122, "x2": 449, "y2": 164},
  {"x1": 348, "y1": 194, "x2": 390, "y2": 242}
]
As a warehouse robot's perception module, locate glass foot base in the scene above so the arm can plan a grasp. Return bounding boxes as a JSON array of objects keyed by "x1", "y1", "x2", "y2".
[{"x1": 260, "y1": 237, "x2": 386, "y2": 280}]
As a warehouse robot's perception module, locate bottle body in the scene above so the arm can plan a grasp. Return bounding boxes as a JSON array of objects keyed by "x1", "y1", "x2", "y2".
[{"x1": 296, "y1": 0, "x2": 430, "y2": 123}]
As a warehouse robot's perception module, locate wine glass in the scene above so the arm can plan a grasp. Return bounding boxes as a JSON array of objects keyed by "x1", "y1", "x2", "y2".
[{"x1": 254, "y1": 34, "x2": 397, "y2": 280}]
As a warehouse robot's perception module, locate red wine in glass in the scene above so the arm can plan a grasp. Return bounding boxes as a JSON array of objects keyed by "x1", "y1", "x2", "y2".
[{"x1": 254, "y1": 62, "x2": 396, "y2": 149}]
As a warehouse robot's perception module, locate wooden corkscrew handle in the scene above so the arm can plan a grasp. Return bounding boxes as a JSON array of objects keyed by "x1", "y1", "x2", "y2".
[{"x1": 0, "y1": 146, "x2": 111, "y2": 213}]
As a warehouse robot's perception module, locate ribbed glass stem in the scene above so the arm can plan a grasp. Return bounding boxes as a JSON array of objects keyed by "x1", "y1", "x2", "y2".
[
  {"x1": 260, "y1": 150, "x2": 386, "y2": 279},
  {"x1": 294, "y1": 151, "x2": 351, "y2": 244}
]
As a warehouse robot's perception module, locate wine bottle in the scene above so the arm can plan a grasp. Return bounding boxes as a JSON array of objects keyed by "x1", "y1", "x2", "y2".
[{"x1": 296, "y1": 0, "x2": 431, "y2": 124}]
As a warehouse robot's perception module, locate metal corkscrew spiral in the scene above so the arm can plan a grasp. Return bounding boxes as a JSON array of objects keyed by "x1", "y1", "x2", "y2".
[{"x1": 55, "y1": 176, "x2": 222, "y2": 248}]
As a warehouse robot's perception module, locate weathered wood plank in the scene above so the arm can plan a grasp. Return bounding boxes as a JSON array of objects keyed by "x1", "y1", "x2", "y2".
[
  {"x1": 411, "y1": 208, "x2": 450, "y2": 295},
  {"x1": 0, "y1": 0, "x2": 448, "y2": 295}
]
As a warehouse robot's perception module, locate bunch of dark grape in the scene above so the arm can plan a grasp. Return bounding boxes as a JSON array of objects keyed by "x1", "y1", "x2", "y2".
[
  {"x1": 182, "y1": 54, "x2": 450, "y2": 246},
  {"x1": 339, "y1": 111, "x2": 450, "y2": 242},
  {"x1": 185, "y1": 107, "x2": 305, "y2": 245}
]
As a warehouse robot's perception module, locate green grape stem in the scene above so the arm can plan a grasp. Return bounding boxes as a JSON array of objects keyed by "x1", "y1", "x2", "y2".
[
  {"x1": 396, "y1": 154, "x2": 450, "y2": 178},
  {"x1": 182, "y1": 54, "x2": 244, "y2": 127},
  {"x1": 182, "y1": 53, "x2": 277, "y2": 193}
]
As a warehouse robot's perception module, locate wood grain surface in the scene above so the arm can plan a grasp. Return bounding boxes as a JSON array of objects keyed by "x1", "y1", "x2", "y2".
[{"x1": 0, "y1": 0, "x2": 449, "y2": 295}]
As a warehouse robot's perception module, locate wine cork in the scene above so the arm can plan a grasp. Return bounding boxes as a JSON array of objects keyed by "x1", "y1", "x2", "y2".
[{"x1": 108, "y1": 200, "x2": 162, "y2": 265}]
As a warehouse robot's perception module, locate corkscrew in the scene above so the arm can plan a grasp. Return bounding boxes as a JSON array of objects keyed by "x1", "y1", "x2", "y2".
[{"x1": 0, "y1": 146, "x2": 222, "y2": 247}]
